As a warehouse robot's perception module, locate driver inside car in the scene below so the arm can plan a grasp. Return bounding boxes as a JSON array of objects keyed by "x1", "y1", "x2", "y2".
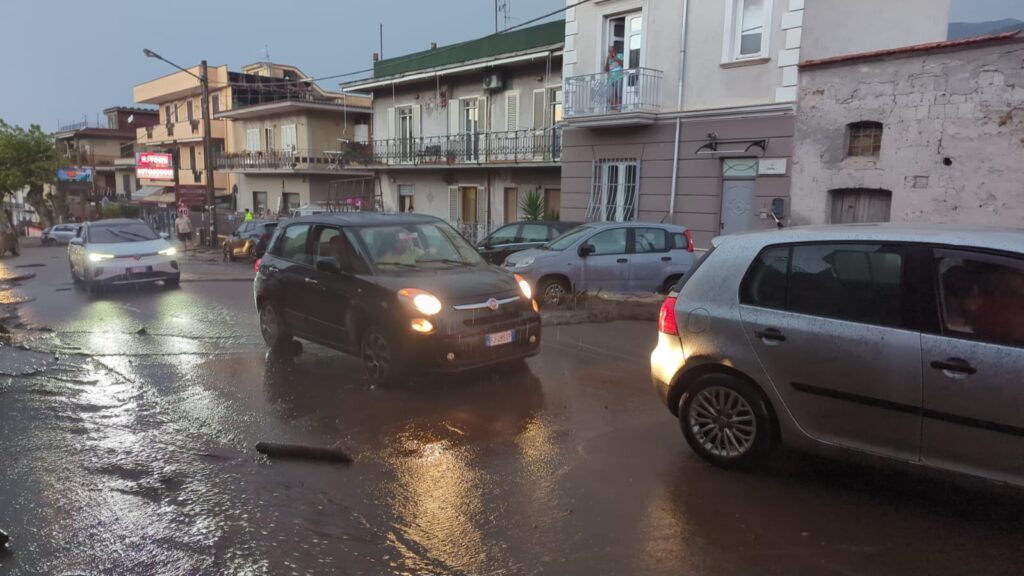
[{"x1": 378, "y1": 230, "x2": 429, "y2": 265}]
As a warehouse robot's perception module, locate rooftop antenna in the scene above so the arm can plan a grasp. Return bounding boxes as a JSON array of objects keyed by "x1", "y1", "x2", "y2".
[
  {"x1": 379, "y1": 23, "x2": 384, "y2": 59},
  {"x1": 263, "y1": 44, "x2": 271, "y2": 60},
  {"x1": 496, "y1": 0, "x2": 511, "y2": 32}
]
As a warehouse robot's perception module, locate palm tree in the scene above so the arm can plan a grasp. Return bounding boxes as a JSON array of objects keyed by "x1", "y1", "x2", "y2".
[{"x1": 519, "y1": 189, "x2": 546, "y2": 221}]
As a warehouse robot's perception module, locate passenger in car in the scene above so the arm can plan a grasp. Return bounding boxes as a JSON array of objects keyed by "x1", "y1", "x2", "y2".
[{"x1": 378, "y1": 231, "x2": 425, "y2": 266}]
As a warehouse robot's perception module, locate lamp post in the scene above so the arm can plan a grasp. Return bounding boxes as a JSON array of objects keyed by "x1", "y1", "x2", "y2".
[{"x1": 143, "y1": 49, "x2": 217, "y2": 248}]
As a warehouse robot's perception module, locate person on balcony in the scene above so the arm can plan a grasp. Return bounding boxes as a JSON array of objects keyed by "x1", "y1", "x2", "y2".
[{"x1": 605, "y1": 46, "x2": 624, "y2": 110}]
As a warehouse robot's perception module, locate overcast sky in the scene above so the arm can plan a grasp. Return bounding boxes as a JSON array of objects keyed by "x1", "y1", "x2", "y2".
[{"x1": 0, "y1": 0, "x2": 1020, "y2": 131}]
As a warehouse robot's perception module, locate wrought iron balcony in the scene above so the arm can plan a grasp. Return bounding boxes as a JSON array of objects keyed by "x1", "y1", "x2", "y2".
[
  {"x1": 216, "y1": 146, "x2": 372, "y2": 172},
  {"x1": 371, "y1": 127, "x2": 561, "y2": 166},
  {"x1": 564, "y1": 67, "x2": 663, "y2": 122}
]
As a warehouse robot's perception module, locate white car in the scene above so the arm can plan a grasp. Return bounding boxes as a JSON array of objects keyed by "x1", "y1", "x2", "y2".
[
  {"x1": 68, "y1": 219, "x2": 180, "y2": 291},
  {"x1": 41, "y1": 223, "x2": 81, "y2": 245}
]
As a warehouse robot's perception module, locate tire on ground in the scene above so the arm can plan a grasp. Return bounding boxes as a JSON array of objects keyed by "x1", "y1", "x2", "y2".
[{"x1": 678, "y1": 373, "x2": 777, "y2": 470}]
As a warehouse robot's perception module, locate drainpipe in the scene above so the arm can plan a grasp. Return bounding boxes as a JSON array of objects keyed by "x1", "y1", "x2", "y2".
[{"x1": 667, "y1": 0, "x2": 690, "y2": 223}]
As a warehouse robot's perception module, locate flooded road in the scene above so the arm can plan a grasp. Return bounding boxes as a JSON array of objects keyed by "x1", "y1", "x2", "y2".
[{"x1": 1, "y1": 244, "x2": 1023, "y2": 575}]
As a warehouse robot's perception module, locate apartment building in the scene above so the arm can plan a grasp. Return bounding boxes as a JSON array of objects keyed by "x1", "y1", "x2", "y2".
[
  {"x1": 344, "y1": 21, "x2": 564, "y2": 241},
  {"x1": 216, "y1": 62, "x2": 372, "y2": 216},
  {"x1": 560, "y1": 0, "x2": 950, "y2": 247},
  {"x1": 133, "y1": 65, "x2": 234, "y2": 207},
  {"x1": 54, "y1": 106, "x2": 159, "y2": 218}
]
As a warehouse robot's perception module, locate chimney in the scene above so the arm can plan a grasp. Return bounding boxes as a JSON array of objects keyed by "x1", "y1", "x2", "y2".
[
  {"x1": 372, "y1": 52, "x2": 380, "y2": 62},
  {"x1": 431, "y1": 42, "x2": 437, "y2": 50}
]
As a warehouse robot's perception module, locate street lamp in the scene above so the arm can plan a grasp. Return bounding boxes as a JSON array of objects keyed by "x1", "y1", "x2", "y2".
[{"x1": 143, "y1": 48, "x2": 218, "y2": 248}]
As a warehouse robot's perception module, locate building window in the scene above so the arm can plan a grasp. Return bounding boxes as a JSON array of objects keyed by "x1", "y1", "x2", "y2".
[
  {"x1": 282, "y1": 192, "x2": 300, "y2": 214},
  {"x1": 212, "y1": 94, "x2": 220, "y2": 115},
  {"x1": 246, "y1": 128, "x2": 260, "y2": 152},
  {"x1": 829, "y1": 188, "x2": 892, "y2": 224},
  {"x1": 253, "y1": 191, "x2": 268, "y2": 215},
  {"x1": 107, "y1": 113, "x2": 118, "y2": 129},
  {"x1": 164, "y1": 105, "x2": 172, "y2": 123},
  {"x1": 398, "y1": 185, "x2": 415, "y2": 213},
  {"x1": 280, "y1": 124, "x2": 297, "y2": 152},
  {"x1": 725, "y1": 0, "x2": 772, "y2": 61},
  {"x1": 264, "y1": 127, "x2": 274, "y2": 152},
  {"x1": 186, "y1": 100, "x2": 194, "y2": 123},
  {"x1": 847, "y1": 121, "x2": 883, "y2": 157},
  {"x1": 589, "y1": 159, "x2": 638, "y2": 222},
  {"x1": 188, "y1": 145, "x2": 196, "y2": 170}
]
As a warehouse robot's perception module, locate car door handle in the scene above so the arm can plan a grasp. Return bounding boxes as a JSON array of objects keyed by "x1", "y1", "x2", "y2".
[
  {"x1": 661, "y1": 256, "x2": 672, "y2": 262},
  {"x1": 930, "y1": 358, "x2": 977, "y2": 376},
  {"x1": 304, "y1": 277, "x2": 319, "y2": 285},
  {"x1": 616, "y1": 258, "x2": 628, "y2": 264},
  {"x1": 755, "y1": 328, "x2": 786, "y2": 343}
]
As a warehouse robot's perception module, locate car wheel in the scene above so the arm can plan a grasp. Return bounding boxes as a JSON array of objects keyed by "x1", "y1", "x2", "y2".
[
  {"x1": 660, "y1": 275, "x2": 682, "y2": 295},
  {"x1": 164, "y1": 274, "x2": 181, "y2": 289},
  {"x1": 70, "y1": 261, "x2": 81, "y2": 285},
  {"x1": 537, "y1": 277, "x2": 570, "y2": 307},
  {"x1": 223, "y1": 244, "x2": 233, "y2": 262},
  {"x1": 248, "y1": 244, "x2": 258, "y2": 260},
  {"x1": 259, "y1": 301, "x2": 292, "y2": 351},
  {"x1": 361, "y1": 326, "x2": 407, "y2": 386},
  {"x1": 679, "y1": 374, "x2": 776, "y2": 470}
]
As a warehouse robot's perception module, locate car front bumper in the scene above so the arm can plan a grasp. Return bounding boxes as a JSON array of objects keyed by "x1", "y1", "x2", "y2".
[
  {"x1": 650, "y1": 331, "x2": 686, "y2": 410},
  {"x1": 403, "y1": 305, "x2": 543, "y2": 372},
  {"x1": 87, "y1": 256, "x2": 179, "y2": 285}
]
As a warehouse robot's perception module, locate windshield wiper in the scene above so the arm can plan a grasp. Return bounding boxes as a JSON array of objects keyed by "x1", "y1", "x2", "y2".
[
  {"x1": 377, "y1": 262, "x2": 418, "y2": 269},
  {"x1": 420, "y1": 258, "x2": 473, "y2": 267},
  {"x1": 117, "y1": 230, "x2": 153, "y2": 241}
]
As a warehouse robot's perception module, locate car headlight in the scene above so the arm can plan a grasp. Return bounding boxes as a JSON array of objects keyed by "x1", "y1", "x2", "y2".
[
  {"x1": 514, "y1": 274, "x2": 532, "y2": 300},
  {"x1": 398, "y1": 288, "x2": 443, "y2": 316},
  {"x1": 88, "y1": 252, "x2": 115, "y2": 262},
  {"x1": 158, "y1": 247, "x2": 177, "y2": 256},
  {"x1": 515, "y1": 256, "x2": 535, "y2": 268}
]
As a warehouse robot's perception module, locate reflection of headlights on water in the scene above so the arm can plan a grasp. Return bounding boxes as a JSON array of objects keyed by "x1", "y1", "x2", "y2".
[
  {"x1": 399, "y1": 288, "x2": 443, "y2": 316},
  {"x1": 88, "y1": 252, "x2": 115, "y2": 262},
  {"x1": 514, "y1": 274, "x2": 532, "y2": 300},
  {"x1": 515, "y1": 256, "x2": 535, "y2": 268},
  {"x1": 158, "y1": 247, "x2": 177, "y2": 256}
]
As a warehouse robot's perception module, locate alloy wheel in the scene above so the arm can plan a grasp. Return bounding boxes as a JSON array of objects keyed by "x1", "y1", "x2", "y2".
[
  {"x1": 260, "y1": 304, "x2": 279, "y2": 346},
  {"x1": 542, "y1": 282, "x2": 567, "y2": 306},
  {"x1": 688, "y1": 386, "x2": 757, "y2": 458},
  {"x1": 362, "y1": 332, "x2": 391, "y2": 381}
]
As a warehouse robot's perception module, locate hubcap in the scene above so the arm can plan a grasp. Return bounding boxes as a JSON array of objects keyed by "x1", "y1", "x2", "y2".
[
  {"x1": 363, "y1": 333, "x2": 391, "y2": 380},
  {"x1": 688, "y1": 386, "x2": 756, "y2": 458},
  {"x1": 543, "y1": 282, "x2": 566, "y2": 305}
]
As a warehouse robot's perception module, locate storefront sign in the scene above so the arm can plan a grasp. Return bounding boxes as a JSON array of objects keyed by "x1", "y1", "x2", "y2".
[
  {"x1": 56, "y1": 167, "x2": 93, "y2": 182},
  {"x1": 176, "y1": 186, "x2": 207, "y2": 207},
  {"x1": 136, "y1": 152, "x2": 174, "y2": 180},
  {"x1": 758, "y1": 158, "x2": 788, "y2": 176}
]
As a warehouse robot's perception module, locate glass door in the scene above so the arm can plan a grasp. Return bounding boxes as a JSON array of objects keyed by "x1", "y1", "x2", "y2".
[{"x1": 462, "y1": 99, "x2": 480, "y2": 162}]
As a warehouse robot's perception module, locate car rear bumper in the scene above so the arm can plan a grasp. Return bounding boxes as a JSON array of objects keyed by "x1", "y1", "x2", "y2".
[{"x1": 650, "y1": 331, "x2": 686, "y2": 409}]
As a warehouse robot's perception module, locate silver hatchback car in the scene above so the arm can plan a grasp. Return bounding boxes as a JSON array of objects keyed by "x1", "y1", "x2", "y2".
[
  {"x1": 652, "y1": 224, "x2": 1024, "y2": 487},
  {"x1": 506, "y1": 222, "x2": 696, "y2": 305}
]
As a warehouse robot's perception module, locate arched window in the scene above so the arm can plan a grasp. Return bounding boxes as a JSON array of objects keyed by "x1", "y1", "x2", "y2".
[{"x1": 846, "y1": 121, "x2": 883, "y2": 157}]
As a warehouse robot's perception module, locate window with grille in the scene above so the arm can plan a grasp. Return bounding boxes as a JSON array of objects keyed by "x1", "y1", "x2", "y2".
[
  {"x1": 847, "y1": 121, "x2": 883, "y2": 157},
  {"x1": 588, "y1": 159, "x2": 639, "y2": 222}
]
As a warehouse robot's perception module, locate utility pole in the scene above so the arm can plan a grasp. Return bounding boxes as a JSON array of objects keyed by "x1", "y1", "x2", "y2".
[{"x1": 199, "y1": 60, "x2": 217, "y2": 247}]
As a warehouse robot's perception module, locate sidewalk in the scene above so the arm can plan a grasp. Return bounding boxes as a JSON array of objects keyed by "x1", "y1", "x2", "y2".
[{"x1": 178, "y1": 246, "x2": 254, "y2": 282}]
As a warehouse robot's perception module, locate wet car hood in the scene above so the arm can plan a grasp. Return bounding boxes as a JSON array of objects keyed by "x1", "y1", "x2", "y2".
[{"x1": 373, "y1": 265, "x2": 519, "y2": 301}]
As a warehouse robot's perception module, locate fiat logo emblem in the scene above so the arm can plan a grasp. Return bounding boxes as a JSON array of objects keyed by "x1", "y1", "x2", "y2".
[{"x1": 486, "y1": 298, "x2": 499, "y2": 311}]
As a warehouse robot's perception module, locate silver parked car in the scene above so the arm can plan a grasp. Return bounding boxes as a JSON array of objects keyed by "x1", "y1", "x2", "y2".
[
  {"x1": 652, "y1": 224, "x2": 1024, "y2": 487},
  {"x1": 41, "y1": 223, "x2": 81, "y2": 245},
  {"x1": 506, "y1": 222, "x2": 696, "y2": 305}
]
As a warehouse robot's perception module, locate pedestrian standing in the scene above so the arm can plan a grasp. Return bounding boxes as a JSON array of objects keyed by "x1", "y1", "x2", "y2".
[
  {"x1": 244, "y1": 208, "x2": 254, "y2": 222},
  {"x1": 175, "y1": 212, "x2": 193, "y2": 250}
]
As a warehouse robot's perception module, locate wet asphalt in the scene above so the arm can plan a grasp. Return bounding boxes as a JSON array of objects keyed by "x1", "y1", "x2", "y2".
[{"x1": 1, "y1": 244, "x2": 1023, "y2": 575}]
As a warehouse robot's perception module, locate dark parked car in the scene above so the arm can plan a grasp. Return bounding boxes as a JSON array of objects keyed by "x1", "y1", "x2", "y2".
[
  {"x1": 254, "y1": 213, "x2": 541, "y2": 385},
  {"x1": 223, "y1": 220, "x2": 278, "y2": 261},
  {"x1": 476, "y1": 220, "x2": 581, "y2": 265}
]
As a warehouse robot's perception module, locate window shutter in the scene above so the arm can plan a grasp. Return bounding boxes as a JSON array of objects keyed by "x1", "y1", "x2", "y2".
[
  {"x1": 477, "y1": 187, "x2": 489, "y2": 227},
  {"x1": 479, "y1": 96, "x2": 489, "y2": 131},
  {"x1": 505, "y1": 92, "x2": 519, "y2": 132},
  {"x1": 411, "y1": 105, "x2": 422, "y2": 138},
  {"x1": 448, "y1": 99, "x2": 461, "y2": 135},
  {"x1": 448, "y1": 186, "x2": 461, "y2": 223},
  {"x1": 532, "y1": 90, "x2": 546, "y2": 130},
  {"x1": 386, "y1": 107, "x2": 396, "y2": 139}
]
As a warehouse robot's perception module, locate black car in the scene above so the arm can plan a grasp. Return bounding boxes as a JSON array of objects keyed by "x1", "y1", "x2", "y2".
[
  {"x1": 223, "y1": 219, "x2": 279, "y2": 261},
  {"x1": 476, "y1": 220, "x2": 582, "y2": 265},
  {"x1": 254, "y1": 213, "x2": 542, "y2": 385}
]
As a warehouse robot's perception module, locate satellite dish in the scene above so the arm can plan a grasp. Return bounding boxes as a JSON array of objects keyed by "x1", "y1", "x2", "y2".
[{"x1": 127, "y1": 114, "x2": 135, "y2": 124}]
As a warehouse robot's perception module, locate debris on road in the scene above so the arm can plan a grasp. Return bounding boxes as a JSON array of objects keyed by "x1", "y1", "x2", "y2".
[
  {"x1": 136, "y1": 327, "x2": 149, "y2": 336},
  {"x1": 0, "y1": 528, "x2": 9, "y2": 548},
  {"x1": 255, "y1": 441, "x2": 353, "y2": 464},
  {"x1": 0, "y1": 272, "x2": 36, "y2": 283},
  {"x1": 13, "y1": 263, "x2": 45, "y2": 268}
]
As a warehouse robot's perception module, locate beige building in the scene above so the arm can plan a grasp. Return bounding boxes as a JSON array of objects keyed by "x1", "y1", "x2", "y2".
[
  {"x1": 560, "y1": 0, "x2": 950, "y2": 247},
  {"x1": 344, "y1": 21, "x2": 564, "y2": 241},
  {"x1": 216, "y1": 62, "x2": 372, "y2": 215},
  {"x1": 133, "y1": 64, "x2": 234, "y2": 207},
  {"x1": 791, "y1": 32, "x2": 1024, "y2": 226}
]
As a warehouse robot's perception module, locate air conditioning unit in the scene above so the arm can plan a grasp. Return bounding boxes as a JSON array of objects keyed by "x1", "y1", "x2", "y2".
[{"x1": 483, "y1": 72, "x2": 504, "y2": 91}]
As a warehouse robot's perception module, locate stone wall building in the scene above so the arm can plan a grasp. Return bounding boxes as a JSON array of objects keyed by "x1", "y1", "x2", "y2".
[{"x1": 791, "y1": 32, "x2": 1024, "y2": 226}]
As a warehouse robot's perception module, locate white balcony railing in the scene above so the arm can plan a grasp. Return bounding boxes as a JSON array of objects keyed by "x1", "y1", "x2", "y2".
[{"x1": 564, "y1": 67, "x2": 663, "y2": 118}]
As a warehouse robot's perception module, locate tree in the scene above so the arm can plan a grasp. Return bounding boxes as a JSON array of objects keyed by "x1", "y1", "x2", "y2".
[{"x1": 0, "y1": 120, "x2": 60, "y2": 226}]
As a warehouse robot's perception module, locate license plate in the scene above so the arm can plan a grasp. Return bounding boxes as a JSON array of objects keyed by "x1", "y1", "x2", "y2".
[
  {"x1": 485, "y1": 330, "x2": 515, "y2": 347},
  {"x1": 127, "y1": 266, "x2": 147, "y2": 274}
]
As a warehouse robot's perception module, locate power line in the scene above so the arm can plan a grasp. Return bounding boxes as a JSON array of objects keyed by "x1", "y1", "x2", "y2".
[{"x1": 219, "y1": 0, "x2": 591, "y2": 89}]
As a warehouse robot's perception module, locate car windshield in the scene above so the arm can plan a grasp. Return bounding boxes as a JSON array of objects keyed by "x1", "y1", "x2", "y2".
[
  {"x1": 89, "y1": 222, "x2": 160, "y2": 244},
  {"x1": 543, "y1": 226, "x2": 593, "y2": 251},
  {"x1": 357, "y1": 222, "x2": 484, "y2": 271}
]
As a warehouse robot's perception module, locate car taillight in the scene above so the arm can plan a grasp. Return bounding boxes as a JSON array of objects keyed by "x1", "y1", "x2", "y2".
[
  {"x1": 683, "y1": 230, "x2": 694, "y2": 253},
  {"x1": 658, "y1": 296, "x2": 679, "y2": 335},
  {"x1": 254, "y1": 258, "x2": 261, "y2": 274}
]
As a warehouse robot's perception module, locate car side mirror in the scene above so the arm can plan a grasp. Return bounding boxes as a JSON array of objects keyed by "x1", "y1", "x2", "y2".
[
  {"x1": 159, "y1": 232, "x2": 170, "y2": 240},
  {"x1": 69, "y1": 237, "x2": 83, "y2": 246},
  {"x1": 315, "y1": 258, "x2": 342, "y2": 275},
  {"x1": 578, "y1": 243, "x2": 595, "y2": 258}
]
